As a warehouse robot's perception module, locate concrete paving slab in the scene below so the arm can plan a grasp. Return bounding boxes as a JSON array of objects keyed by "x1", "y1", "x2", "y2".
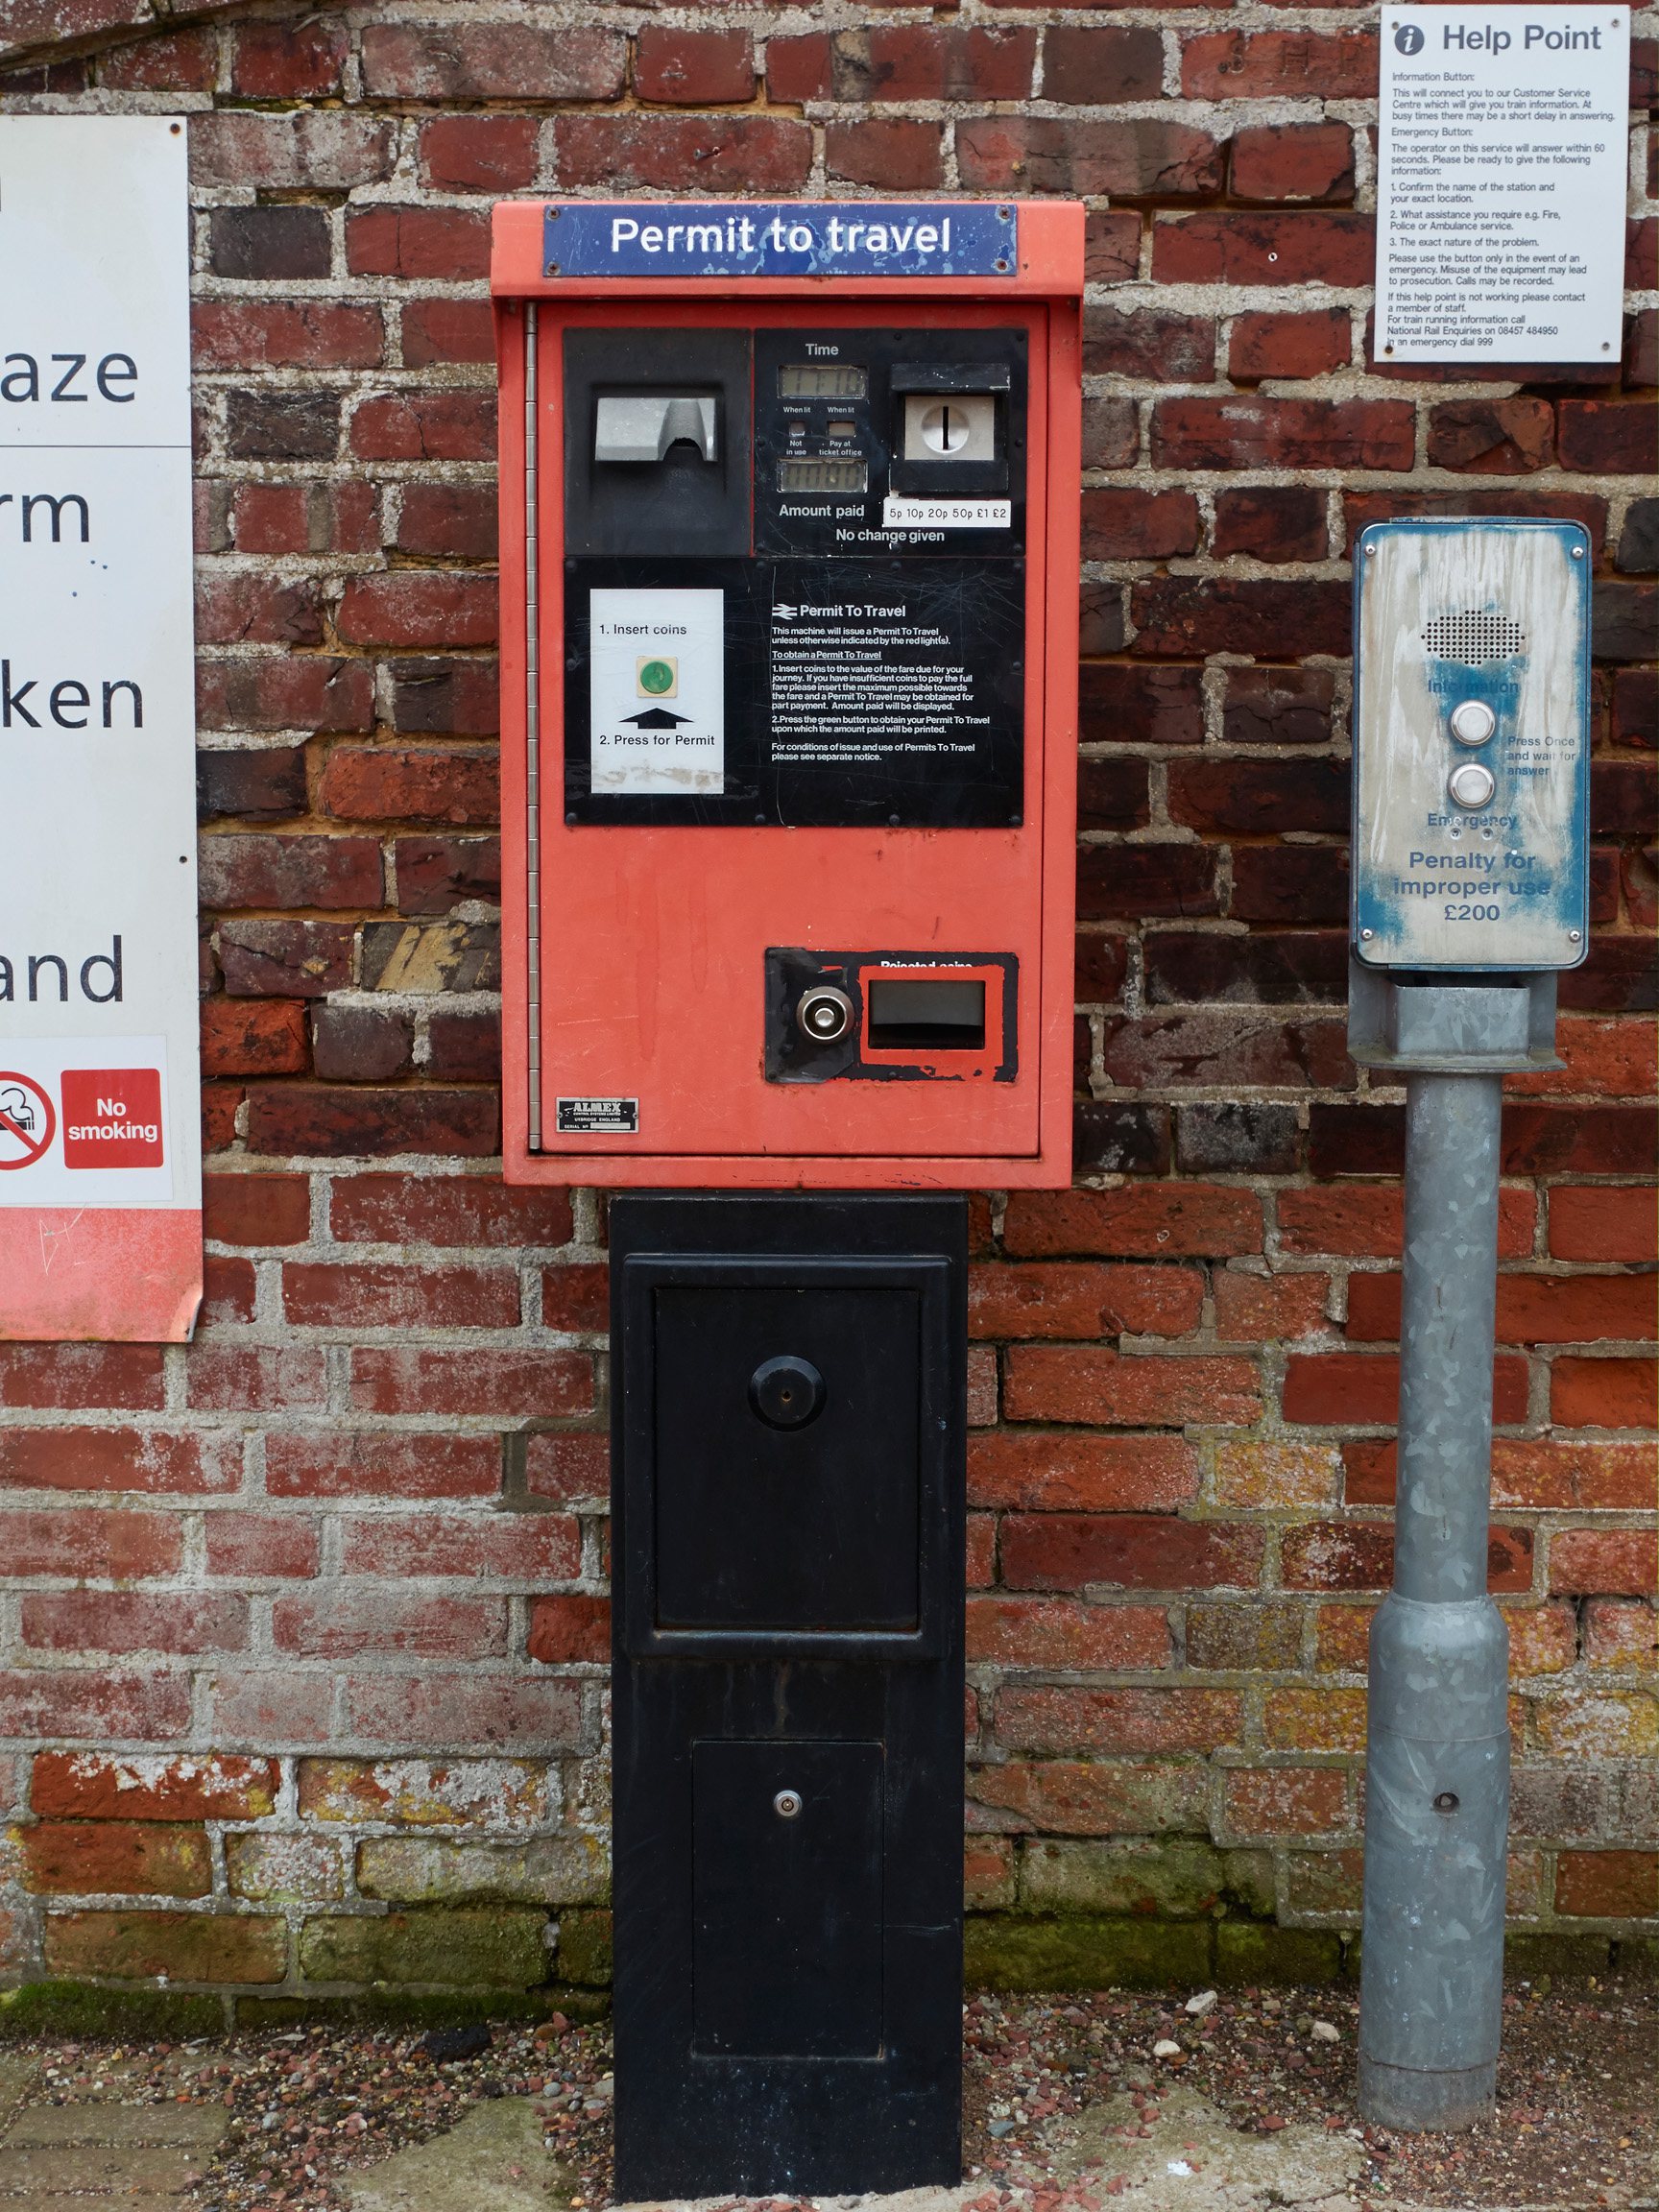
[
  {"x1": 0, "y1": 2141, "x2": 209, "y2": 2193},
  {"x1": 1055, "y1": 2086, "x2": 1363, "y2": 2208},
  {"x1": 345, "y1": 2096, "x2": 580, "y2": 2212},
  {"x1": 6, "y1": 2103, "x2": 228, "y2": 2150},
  {"x1": 0, "y1": 2058, "x2": 40, "y2": 2132},
  {"x1": 0, "y1": 2198, "x2": 182, "y2": 2210}
]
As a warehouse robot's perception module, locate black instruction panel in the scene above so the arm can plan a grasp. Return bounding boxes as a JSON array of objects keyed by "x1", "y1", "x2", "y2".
[{"x1": 563, "y1": 326, "x2": 1027, "y2": 829}]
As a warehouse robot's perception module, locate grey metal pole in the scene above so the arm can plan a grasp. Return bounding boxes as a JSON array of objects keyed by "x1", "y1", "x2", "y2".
[{"x1": 1358, "y1": 1063, "x2": 1510, "y2": 2130}]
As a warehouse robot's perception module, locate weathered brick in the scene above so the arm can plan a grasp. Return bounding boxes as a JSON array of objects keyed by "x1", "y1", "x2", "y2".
[
  {"x1": 1079, "y1": 664, "x2": 1204, "y2": 749},
  {"x1": 32, "y1": 1752, "x2": 277, "y2": 1823},
  {"x1": 1155, "y1": 397, "x2": 1413, "y2": 471},
  {"x1": 198, "y1": 660, "x2": 373, "y2": 738},
  {"x1": 996, "y1": 1685, "x2": 1242, "y2": 1754},
  {"x1": 0, "y1": 1430, "x2": 238, "y2": 1496},
  {"x1": 231, "y1": 16, "x2": 348, "y2": 97},
  {"x1": 191, "y1": 111, "x2": 396, "y2": 192},
  {"x1": 1077, "y1": 843, "x2": 1218, "y2": 919},
  {"x1": 556, "y1": 113, "x2": 809, "y2": 194},
  {"x1": 0, "y1": 1344, "x2": 164, "y2": 1414},
  {"x1": 1000, "y1": 1514, "x2": 1264, "y2": 1592},
  {"x1": 350, "y1": 390, "x2": 495, "y2": 465},
  {"x1": 1224, "y1": 1767, "x2": 1347, "y2": 1837},
  {"x1": 1554, "y1": 1850, "x2": 1659, "y2": 1918},
  {"x1": 394, "y1": 485, "x2": 498, "y2": 562},
  {"x1": 45, "y1": 1910, "x2": 286, "y2": 1984},
  {"x1": 825, "y1": 120, "x2": 944, "y2": 190},
  {"x1": 336, "y1": 573, "x2": 496, "y2": 651},
  {"x1": 966, "y1": 1599, "x2": 1168, "y2": 1671},
  {"x1": 345, "y1": 206, "x2": 491, "y2": 283},
  {"x1": 960, "y1": 117, "x2": 1222, "y2": 200},
  {"x1": 207, "y1": 205, "x2": 330, "y2": 282},
  {"x1": 1559, "y1": 401, "x2": 1659, "y2": 475},
  {"x1": 970, "y1": 1760, "x2": 1211, "y2": 1838},
  {"x1": 1153, "y1": 212, "x2": 1375, "y2": 288},
  {"x1": 1182, "y1": 30, "x2": 1378, "y2": 100},
  {"x1": 831, "y1": 25, "x2": 1036, "y2": 99},
  {"x1": 1550, "y1": 1530, "x2": 1658, "y2": 1598},
  {"x1": 1131, "y1": 577, "x2": 1351, "y2": 658},
  {"x1": 636, "y1": 27, "x2": 754, "y2": 102},
  {"x1": 400, "y1": 300, "x2": 496, "y2": 369},
  {"x1": 1230, "y1": 124, "x2": 1354, "y2": 204},
  {"x1": 22, "y1": 1593, "x2": 246, "y2": 1655},
  {"x1": 201, "y1": 832, "x2": 380, "y2": 912},
  {"x1": 360, "y1": 23, "x2": 624, "y2": 100},
  {"x1": 1228, "y1": 309, "x2": 1351, "y2": 382},
  {"x1": 22, "y1": 1821, "x2": 212, "y2": 1898},
  {"x1": 1084, "y1": 308, "x2": 1214, "y2": 382},
  {"x1": 193, "y1": 301, "x2": 383, "y2": 373},
  {"x1": 1426, "y1": 397, "x2": 1555, "y2": 473},
  {"x1": 1080, "y1": 490, "x2": 1201, "y2": 561},
  {"x1": 1213, "y1": 486, "x2": 1327, "y2": 563},
  {"x1": 416, "y1": 114, "x2": 540, "y2": 194}
]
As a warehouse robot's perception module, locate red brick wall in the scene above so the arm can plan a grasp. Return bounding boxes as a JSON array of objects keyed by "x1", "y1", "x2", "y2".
[{"x1": 0, "y1": 0, "x2": 1653, "y2": 2017}]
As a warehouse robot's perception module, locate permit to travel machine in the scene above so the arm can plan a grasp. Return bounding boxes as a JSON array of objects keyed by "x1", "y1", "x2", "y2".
[
  {"x1": 492, "y1": 198, "x2": 1083, "y2": 1190},
  {"x1": 492, "y1": 199, "x2": 1084, "y2": 2202}
]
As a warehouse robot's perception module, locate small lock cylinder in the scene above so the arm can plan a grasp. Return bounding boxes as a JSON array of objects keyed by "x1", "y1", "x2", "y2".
[{"x1": 797, "y1": 985, "x2": 854, "y2": 1042}]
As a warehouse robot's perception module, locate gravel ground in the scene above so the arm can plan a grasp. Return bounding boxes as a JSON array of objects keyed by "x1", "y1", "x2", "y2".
[
  {"x1": 957, "y1": 1978, "x2": 1656, "y2": 2210},
  {"x1": 3, "y1": 1974, "x2": 1651, "y2": 2210}
]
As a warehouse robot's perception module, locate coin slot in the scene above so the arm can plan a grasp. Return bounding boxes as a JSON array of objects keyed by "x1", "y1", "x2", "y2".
[
  {"x1": 865, "y1": 977, "x2": 985, "y2": 1051},
  {"x1": 902, "y1": 393, "x2": 996, "y2": 464}
]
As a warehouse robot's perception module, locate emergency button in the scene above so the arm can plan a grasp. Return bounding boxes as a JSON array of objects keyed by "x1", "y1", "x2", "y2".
[{"x1": 1448, "y1": 759, "x2": 1497, "y2": 810}]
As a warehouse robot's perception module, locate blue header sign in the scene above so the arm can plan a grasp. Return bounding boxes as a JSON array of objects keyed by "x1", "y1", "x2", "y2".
[{"x1": 543, "y1": 203, "x2": 1017, "y2": 280}]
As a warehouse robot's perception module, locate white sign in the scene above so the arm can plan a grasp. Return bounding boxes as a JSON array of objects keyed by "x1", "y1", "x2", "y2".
[
  {"x1": 1377, "y1": 5, "x2": 1630, "y2": 362},
  {"x1": 0, "y1": 118, "x2": 200, "y2": 1340},
  {"x1": 589, "y1": 589, "x2": 725, "y2": 795},
  {"x1": 881, "y1": 496, "x2": 1012, "y2": 531}
]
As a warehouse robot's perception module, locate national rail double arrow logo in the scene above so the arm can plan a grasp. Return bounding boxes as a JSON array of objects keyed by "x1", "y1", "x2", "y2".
[{"x1": 0, "y1": 1071, "x2": 55, "y2": 1170}]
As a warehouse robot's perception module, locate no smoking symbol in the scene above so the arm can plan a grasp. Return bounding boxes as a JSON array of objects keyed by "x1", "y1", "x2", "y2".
[{"x1": 0, "y1": 1072, "x2": 55, "y2": 1170}]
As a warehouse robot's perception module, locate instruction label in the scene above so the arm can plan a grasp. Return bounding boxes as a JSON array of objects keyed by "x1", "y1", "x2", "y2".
[
  {"x1": 765, "y1": 562, "x2": 1023, "y2": 824},
  {"x1": 589, "y1": 588, "x2": 724, "y2": 795},
  {"x1": 1376, "y1": 5, "x2": 1629, "y2": 362}
]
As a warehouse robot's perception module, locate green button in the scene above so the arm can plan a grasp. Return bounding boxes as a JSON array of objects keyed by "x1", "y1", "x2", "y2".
[{"x1": 638, "y1": 659, "x2": 676, "y2": 695}]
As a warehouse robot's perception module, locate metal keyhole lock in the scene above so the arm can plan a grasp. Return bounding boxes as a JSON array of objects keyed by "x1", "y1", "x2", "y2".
[
  {"x1": 1433, "y1": 1791, "x2": 1460, "y2": 1815},
  {"x1": 749, "y1": 1354, "x2": 827, "y2": 1431},
  {"x1": 773, "y1": 1789, "x2": 804, "y2": 1820},
  {"x1": 797, "y1": 985, "x2": 854, "y2": 1043}
]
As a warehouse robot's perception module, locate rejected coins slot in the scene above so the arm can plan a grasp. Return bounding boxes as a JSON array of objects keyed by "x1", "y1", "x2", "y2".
[{"x1": 866, "y1": 978, "x2": 986, "y2": 1051}]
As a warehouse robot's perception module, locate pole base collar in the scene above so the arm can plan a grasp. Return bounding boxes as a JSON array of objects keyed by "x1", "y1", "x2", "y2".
[{"x1": 1358, "y1": 2055, "x2": 1497, "y2": 2133}]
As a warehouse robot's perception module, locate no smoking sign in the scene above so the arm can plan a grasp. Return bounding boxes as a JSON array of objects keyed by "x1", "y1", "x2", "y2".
[
  {"x1": 0, "y1": 1072, "x2": 55, "y2": 1170},
  {"x1": 0, "y1": 1066, "x2": 164, "y2": 1173}
]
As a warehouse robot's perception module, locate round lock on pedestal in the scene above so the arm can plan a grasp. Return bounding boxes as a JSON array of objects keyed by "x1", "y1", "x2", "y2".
[
  {"x1": 749, "y1": 1354, "x2": 827, "y2": 1431},
  {"x1": 1447, "y1": 760, "x2": 1497, "y2": 811},
  {"x1": 796, "y1": 985, "x2": 854, "y2": 1044},
  {"x1": 1449, "y1": 699, "x2": 1497, "y2": 747}
]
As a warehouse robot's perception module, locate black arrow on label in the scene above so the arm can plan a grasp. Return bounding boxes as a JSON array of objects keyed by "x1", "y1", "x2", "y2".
[{"x1": 619, "y1": 707, "x2": 694, "y2": 729}]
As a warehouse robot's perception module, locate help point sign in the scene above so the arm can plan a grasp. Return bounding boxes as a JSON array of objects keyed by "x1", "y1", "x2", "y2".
[{"x1": 0, "y1": 118, "x2": 201, "y2": 1339}]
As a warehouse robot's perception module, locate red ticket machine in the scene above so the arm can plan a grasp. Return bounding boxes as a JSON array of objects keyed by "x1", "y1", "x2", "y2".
[{"x1": 492, "y1": 199, "x2": 1083, "y2": 1189}]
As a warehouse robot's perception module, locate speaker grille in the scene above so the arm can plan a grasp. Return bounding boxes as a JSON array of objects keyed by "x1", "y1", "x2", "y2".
[{"x1": 1422, "y1": 609, "x2": 1527, "y2": 662}]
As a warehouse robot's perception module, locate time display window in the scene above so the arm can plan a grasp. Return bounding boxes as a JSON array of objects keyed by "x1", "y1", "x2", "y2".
[
  {"x1": 779, "y1": 364, "x2": 868, "y2": 399},
  {"x1": 778, "y1": 458, "x2": 869, "y2": 494}
]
